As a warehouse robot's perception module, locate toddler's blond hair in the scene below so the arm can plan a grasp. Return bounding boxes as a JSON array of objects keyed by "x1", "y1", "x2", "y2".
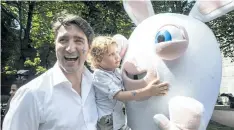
[{"x1": 88, "y1": 36, "x2": 117, "y2": 69}]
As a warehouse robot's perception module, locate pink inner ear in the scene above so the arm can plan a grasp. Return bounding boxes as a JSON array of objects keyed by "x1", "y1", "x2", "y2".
[
  {"x1": 198, "y1": 0, "x2": 233, "y2": 15},
  {"x1": 120, "y1": 46, "x2": 127, "y2": 59},
  {"x1": 128, "y1": 0, "x2": 150, "y2": 24}
]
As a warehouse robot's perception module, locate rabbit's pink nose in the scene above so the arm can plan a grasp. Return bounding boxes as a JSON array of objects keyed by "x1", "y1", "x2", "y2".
[{"x1": 155, "y1": 25, "x2": 189, "y2": 60}]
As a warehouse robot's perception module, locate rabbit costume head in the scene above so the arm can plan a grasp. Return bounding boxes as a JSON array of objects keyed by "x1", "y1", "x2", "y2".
[{"x1": 114, "y1": 0, "x2": 234, "y2": 130}]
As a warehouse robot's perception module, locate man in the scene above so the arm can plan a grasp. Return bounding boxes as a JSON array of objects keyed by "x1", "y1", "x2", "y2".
[
  {"x1": 1, "y1": 83, "x2": 19, "y2": 128},
  {"x1": 4, "y1": 83, "x2": 20, "y2": 116},
  {"x1": 9, "y1": 84, "x2": 19, "y2": 97},
  {"x1": 3, "y1": 14, "x2": 98, "y2": 130}
]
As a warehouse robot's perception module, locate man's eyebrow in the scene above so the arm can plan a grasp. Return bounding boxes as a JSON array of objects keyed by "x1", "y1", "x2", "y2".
[
  {"x1": 74, "y1": 36, "x2": 85, "y2": 41},
  {"x1": 59, "y1": 35, "x2": 69, "y2": 39}
]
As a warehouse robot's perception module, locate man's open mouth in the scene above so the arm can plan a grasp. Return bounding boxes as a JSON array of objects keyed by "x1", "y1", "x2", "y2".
[{"x1": 64, "y1": 56, "x2": 79, "y2": 61}]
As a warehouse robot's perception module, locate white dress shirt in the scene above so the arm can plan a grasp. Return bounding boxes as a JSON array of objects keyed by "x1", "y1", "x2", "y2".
[{"x1": 3, "y1": 62, "x2": 98, "y2": 130}]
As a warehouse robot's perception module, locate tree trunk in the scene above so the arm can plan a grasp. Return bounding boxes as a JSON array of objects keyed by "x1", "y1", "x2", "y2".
[
  {"x1": 23, "y1": 1, "x2": 35, "y2": 48},
  {"x1": 19, "y1": 1, "x2": 36, "y2": 69},
  {"x1": 18, "y1": 1, "x2": 25, "y2": 69}
]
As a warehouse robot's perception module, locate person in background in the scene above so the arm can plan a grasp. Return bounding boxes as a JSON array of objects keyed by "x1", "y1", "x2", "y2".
[{"x1": 4, "y1": 83, "x2": 20, "y2": 116}]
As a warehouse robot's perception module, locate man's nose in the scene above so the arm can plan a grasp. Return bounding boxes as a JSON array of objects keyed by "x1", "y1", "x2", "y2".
[{"x1": 66, "y1": 41, "x2": 76, "y2": 53}]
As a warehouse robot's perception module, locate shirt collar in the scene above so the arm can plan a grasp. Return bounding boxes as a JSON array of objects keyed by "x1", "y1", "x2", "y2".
[
  {"x1": 51, "y1": 62, "x2": 93, "y2": 102},
  {"x1": 52, "y1": 62, "x2": 70, "y2": 87},
  {"x1": 95, "y1": 68, "x2": 118, "y2": 74},
  {"x1": 52, "y1": 62, "x2": 93, "y2": 87},
  {"x1": 81, "y1": 67, "x2": 93, "y2": 102}
]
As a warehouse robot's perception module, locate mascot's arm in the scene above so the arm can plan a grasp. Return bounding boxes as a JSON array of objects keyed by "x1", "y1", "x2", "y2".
[
  {"x1": 154, "y1": 114, "x2": 180, "y2": 130},
  {"x1": 154, "y1": 96, "x2": 204, "y2": 130}
]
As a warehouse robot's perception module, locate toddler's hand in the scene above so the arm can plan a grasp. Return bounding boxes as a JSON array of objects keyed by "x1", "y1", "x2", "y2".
[{"x1": 145, "y1": 78, "x2": 169, "y2": 96}]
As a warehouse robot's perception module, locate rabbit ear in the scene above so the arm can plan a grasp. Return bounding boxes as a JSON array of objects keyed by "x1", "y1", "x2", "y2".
[
  {"x1": 113, "y1": 34, "x2": 128, "y2": 60},
  {"x1": 123, "y1": 0, "x2": 155, "y2": 26},
  {"x1": 189, "y1": 0, "x2": 234, "y2": 22}
]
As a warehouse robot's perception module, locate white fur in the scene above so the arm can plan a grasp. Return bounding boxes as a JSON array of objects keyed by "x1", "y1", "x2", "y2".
[{"x1": 119, "y1": 0, "x2": 234, "y2": 129}]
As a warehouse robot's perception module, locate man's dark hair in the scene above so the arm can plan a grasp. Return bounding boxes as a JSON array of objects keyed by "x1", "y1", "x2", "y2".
[{"x1": 52, "y1": 14, "x2": 94, "y2": 45}]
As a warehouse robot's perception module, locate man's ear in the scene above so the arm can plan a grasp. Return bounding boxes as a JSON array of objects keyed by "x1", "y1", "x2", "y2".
[{"x1": 113, "y1": 34, "x2": 128, "y2": 60}]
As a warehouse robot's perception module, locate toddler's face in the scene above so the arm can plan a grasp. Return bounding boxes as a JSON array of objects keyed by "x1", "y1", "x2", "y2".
[{"x1": 99, "y1": 45, "x2": 121, "y2": 71}]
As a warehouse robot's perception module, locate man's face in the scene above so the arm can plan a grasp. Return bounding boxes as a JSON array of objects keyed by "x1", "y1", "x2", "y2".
[
  {"x1": 10, "y1": 84, "x2": 18, "y2": 96},
  {"x1": 55, "y1": 24, "x2": 89, "y2": 74}
]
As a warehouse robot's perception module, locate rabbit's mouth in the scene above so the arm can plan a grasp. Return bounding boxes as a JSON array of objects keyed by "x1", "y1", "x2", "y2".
[
  {"x1": 121, "y1": 61, "x2": 150, "y2": 100},
  {"x1": 126, "y1": 71, "x2": 147, "y2": 80},
  {"x1": 122, "y1": 60, "x2": 148, "y2": 91},
  {"x1": 122, "y1": 59, "x2": 157, "y2": 94},
  {"x1": 122, "y1": 60, "x2": 147, "y2": 80}
]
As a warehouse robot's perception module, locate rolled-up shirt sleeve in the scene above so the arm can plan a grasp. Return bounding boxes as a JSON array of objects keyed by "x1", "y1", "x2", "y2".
[
  {"x1": 93, "y1": 71, "x2": 122, "y2": 100},
  {"x1": 3, "y1": 86, "x2": 41, "y2": 130}
]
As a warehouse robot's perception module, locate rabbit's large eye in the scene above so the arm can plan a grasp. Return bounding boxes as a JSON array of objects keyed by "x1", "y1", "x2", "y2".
[
  {"x1": 155, "y1": 25, "x2": 185, "y2": 44},
  {"x1": 155, "y1": 30, "x2": 172, "y2": 43}
]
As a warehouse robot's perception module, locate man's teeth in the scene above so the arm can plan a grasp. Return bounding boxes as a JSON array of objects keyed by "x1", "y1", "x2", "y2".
[
  {"x1": 64, "y1": 56, "x2": 79, "y2": 61},
  {"x1": 65, "y1": 55, "x2": 79, "y2": 58}
]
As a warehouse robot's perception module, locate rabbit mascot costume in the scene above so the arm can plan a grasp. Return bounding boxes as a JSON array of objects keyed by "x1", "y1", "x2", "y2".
[{"x1": 113, "y1": 0, "x2": 234, "y2": 130}]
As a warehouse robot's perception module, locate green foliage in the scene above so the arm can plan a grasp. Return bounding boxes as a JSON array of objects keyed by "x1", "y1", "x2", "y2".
[
  {"x1": 24, "y1": 56, "x2": 47, "y2": 75},
  {"x1": 24, "y1": 57, "x2": 41, "y2": 67},
  {"x1": 207, "y1": 11, "x2": 234, "y2": 62},
  {"x1": 36, "y1": 66, "x2": 47, "y2": 75},
  {"x1": 4, "y1": 66, "x2": 17, "y2": 75},
  {"x1": 82, "y1": 1, "x2": 132, "y2": 37},
  {"x1": 1, "y1": 1, "x2": 234, "y2": 81}
]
